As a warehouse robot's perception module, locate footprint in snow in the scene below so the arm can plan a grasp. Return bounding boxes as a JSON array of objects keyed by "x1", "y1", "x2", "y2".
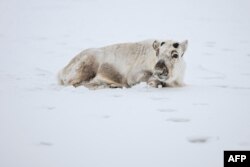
[
  {"x1": 203, "y1": 52, "x2": 213, "y2": 56},
  {"x1": 112, "y1": 94, "x2": 122, "y2": 97},
  {"x1": 34, "y1": 37, "x2": 48, "y2": 41},
  {"x1": 193, "y1": 103, "x2": 209, "y2": 106},
  {"x1": 241, "y1": 73, "x2": 250, "y2": 76},
  {"x1": 48, "y1": 83, "x2": 63, "y2": 91},
  {"x1": 230, "y1": 86, "x2": 250, "y2": 90},
  {"x1": 26, "y1": 87, "x2": 44, "y2": 91},
  {"x1": 221, "y1": 48, "x2": 234, "y2": 52},
  {"x1": 38, "y1": 142, "x2": 53, "y2": 146},
  {"x1": 187, "y1": 137, "x2": 210, "y2": 143},
  {"x1": 102, "y1": 115, "x2": 111, "y2": 119},
  {"x1": 166, "y1": 118, "x2": 190, "y2": 123},
  {"x1": 214, "y1": 85, "x2": 228, "y2": 88},
  {"x1": 198, "y1": 76, "x2": 225, "y2": 80},
  {"x1": 46, "y1": 106, "x2": 56, "y2": 110},
  {"x1": 239, "y1": 141, "x2": 250, "y2": 146},
  {"x1": 58, "y1": 42, "x2": 67, "y2": 46},
  {"x1": 35, "y1": 68, "x2": 52, "y2": 77},
  {"x1": 239, "y1": 40, "x2": 250, "y2": 44},
  {"x1": 41, "y1": 106, "x2": 56, "y2": 111},
  {"x1": 187, "y1": 136, "x2": 219, "y2": 144},
  {"x1": 158, "y1": 108, "x2": 176, "y2": 112},
  {"x1": 197, "y1": 65, "x2": 225, "y2": 76},
  {"x1": 214, "y1": 85, "x2": 250, "y2": 90},
  {"x1": 205, "y1": 41, "x2": 216, "y2": 48},
  {"x1": 151, "y1": 97, "x2": 169, "y2": 100},
  {"x1": 15, "y1": 77, "x2": 23, "y2": 81}
]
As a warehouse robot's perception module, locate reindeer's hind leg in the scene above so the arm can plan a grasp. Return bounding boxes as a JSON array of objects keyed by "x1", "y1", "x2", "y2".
[
  {"x1": 99, "y1": 63, "x2": 128, "y2": 88},
  {"x1": 58, "y1": 55, "x2": 99, "y2": 87},
  {"x1": 84, "y1": 63, "x2": 128, "y2": 89}
]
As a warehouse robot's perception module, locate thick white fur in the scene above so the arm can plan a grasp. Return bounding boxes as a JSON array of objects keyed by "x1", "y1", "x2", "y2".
[
  {"x1": 152, "y1": 40, "x2": 188, "y2": 87},
  {"x1": 58, "y1": 39, "x2": 188, "y2": 89}
]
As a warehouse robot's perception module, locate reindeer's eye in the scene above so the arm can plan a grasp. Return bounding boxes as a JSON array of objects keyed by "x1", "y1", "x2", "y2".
[
  {"x1": 172, "y1": 54, "x2": 178, "y2": 59},
  {"x1": 171, "y1": 50, "x2": 179, "y2": 59},
  {"x1": 173, "y1": 43, "x2": 179, "y2": 48}
]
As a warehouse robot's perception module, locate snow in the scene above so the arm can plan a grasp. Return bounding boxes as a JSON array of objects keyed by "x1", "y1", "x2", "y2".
[{"x1": 1, "y1": 0, "x2": 250, "y2": 166}]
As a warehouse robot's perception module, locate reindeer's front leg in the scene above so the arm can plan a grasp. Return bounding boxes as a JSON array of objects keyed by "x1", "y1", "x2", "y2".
[
  {"x1": 126, "y1": 70, "x2": 153, "y2": 86},
  {"x1": 147, "y1": 76, "x2": 166, "y2": 88}
]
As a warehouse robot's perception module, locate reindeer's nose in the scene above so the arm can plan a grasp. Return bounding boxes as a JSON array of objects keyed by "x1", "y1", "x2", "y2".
[{"x1": 154, "y1": 60, "x2": 168, "y2": 76}]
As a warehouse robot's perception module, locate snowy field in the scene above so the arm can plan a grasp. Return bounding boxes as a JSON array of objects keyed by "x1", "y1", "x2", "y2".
[{"x1": 1, "y1": 0, "x2": 250, "y2": 166}]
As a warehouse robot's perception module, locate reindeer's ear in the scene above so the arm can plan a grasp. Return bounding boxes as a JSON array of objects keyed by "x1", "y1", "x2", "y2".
[
  {"x1": 180, "y1": 40, "x2": 188, "y2": 52},
  {"x1": 152, "y1": 40, "x2": 161, "y2": 51}
]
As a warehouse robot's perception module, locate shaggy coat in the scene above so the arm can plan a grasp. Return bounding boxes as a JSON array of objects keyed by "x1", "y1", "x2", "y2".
[{"x1": 58, "y1": 39, "x2": 188, "y2": 89}]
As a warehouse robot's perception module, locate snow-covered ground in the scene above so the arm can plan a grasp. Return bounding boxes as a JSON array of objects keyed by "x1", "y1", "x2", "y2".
[{"x1": 1, "y1": 0, "x2": 250, "y2": 166}]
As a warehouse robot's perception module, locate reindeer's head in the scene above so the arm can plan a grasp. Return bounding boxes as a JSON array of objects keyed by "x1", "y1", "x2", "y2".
[{"x1": 152, "y1": 40, "x2": 188, "y2": 83}]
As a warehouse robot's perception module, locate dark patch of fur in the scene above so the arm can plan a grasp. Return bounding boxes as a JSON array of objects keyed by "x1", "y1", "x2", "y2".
[
  {"x1": 70, "y1": 56, "x2": 98, "y2": 86},
  {"x1": 141, "y1": 70, "x2": 153, "y2": 82},
  {"x1": 98, "y1": 63, "x2": 124, "y2": 84},
  {"x1": 79, "y1": 62, "x2": 97, "y2": 81}
]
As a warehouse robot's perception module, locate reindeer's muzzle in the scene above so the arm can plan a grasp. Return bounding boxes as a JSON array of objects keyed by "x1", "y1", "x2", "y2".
[{"x1": 153, "y1": 60, "x2": 169, "y2": 81}]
